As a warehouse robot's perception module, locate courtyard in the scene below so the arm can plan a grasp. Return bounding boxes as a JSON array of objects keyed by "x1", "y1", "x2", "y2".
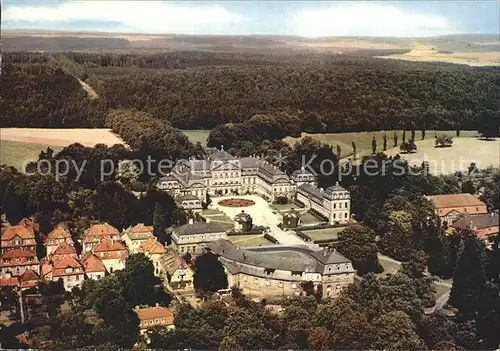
[{"x1": 211, "y1": 195, "x2": 306, "y2": 245}]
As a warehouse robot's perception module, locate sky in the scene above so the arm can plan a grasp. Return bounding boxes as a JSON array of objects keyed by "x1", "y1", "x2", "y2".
[{"x1": 2, "y1": 0, "x2": 499, "y2": 37}]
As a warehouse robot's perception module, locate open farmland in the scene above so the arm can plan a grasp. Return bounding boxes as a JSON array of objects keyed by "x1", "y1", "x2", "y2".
[
  {"x1": 0, "y1": 128, "x2": 127, "y2": 148},
  {"x1": 283, "y1": 130, "x2": 479, "y2": 159},
  {"x1": 384, "y1": 137, "x2": 500, "y2": 174},
  {"x1": 0, "y1": 140, "x2": 62, "y2": 171}
]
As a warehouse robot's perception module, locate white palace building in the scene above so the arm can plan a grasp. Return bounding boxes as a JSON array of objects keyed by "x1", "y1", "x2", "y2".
[{"x1": 158, "y1": 147, "x2": 350, "y2": 225}]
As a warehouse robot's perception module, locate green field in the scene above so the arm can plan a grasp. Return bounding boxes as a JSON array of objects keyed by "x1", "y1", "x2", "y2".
[
  {"x1": 303, "y1": 227, "x2": 345, "y2": 242},
  {"x1": 283, "y1": 130, "x2": 479, "y2": 160},
  {"x1": 0, "y1": 140, "x2": 61, "y2": 171},
  {"x1": 180, "y1": 130, "x2": 211, "y2": 146},
  {"x1": 201, "y1": 209, "x2": 224, "y2": 216},
  {"x1": 300, "y1": 211, "x2": 326, "y2": 225},
  {"x1": 207, "y1": 215, "x2": 234, "y2": 230},
  {"x1": 229, "y1": 235, "x2": 275, "y2": 247}
]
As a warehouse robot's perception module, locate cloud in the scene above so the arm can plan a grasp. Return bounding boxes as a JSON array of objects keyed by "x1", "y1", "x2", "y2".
[
  {"x1": 293, "y1": 3, "x2": 452, "y2": 37},
  {"x1": 3, "y1": 1, "x2": 242, "y2": 33}
]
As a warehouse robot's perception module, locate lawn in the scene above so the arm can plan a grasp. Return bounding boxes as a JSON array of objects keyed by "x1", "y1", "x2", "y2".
[
  {"x1": 180, "y1": 130, "x2": 211, "y2": 146},
  {"x1": 270, "y1": 203, "x2": 303, "y2": 211},
  {"x1": 0, "y1": 139, "x2": 62, "y2": 172},
  {"x1": 377, "y1": 257, "x2": 401, "y2": 276},
  {"x1": 283, "y1": 130, "x2": 480, "y2": 160},
  {"x1": 432, "y1": 283, "x2": 451, "y2": 300},
  {"x1": 300, "y1": 211, "x2": 326, "y2": 225},
  {"x1": 303, "y1": 227, "x2": 345, "y2": 242},
  {"x1": 208, "y1": 215, "x2": 234, "y2": 230},
  {"x1": 384, "y1": 137, "x2": 500, "y2": 174},
  {"x1": 201, "y1": 209, "x2": 224, "y2": 216},
  {"x1": 229, "y1": 235, "x2": 276, "y2": 247}
]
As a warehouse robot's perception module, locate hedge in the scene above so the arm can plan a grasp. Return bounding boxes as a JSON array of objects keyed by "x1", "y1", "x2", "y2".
[{"x1": 264, "y1": 233, "x2": 279, "y2": 244}]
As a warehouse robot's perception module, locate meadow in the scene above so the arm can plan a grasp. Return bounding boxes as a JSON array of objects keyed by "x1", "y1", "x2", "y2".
[{"x1": 0, "y1": 139, "x2": 61, "y2": 171}]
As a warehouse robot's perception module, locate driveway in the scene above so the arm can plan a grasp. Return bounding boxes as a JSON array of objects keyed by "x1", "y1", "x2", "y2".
[{"x1": 212, "y1": 195, "x2": 311, "y2": 246}]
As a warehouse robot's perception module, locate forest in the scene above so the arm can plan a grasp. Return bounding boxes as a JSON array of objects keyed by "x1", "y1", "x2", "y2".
[{"x1": 1, "y1": 51, "x2": 499, "y2": 133}]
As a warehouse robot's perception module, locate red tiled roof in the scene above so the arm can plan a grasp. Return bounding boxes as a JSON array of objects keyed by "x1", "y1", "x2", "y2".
[
  {"x1": 84, "y1": 223, "x2": 119, "y2": 237},
  {"x1": 52, "y1": 256, "x2": 84, "y2": 277},
  {"x1": 18, "y1": 217, "x2": 39, "y2": 235},
  {"x1": 19, "y1": 269, "x2": 40, "y2": 288},
  {"x1": 130, "y1": 223, "x2": 153, "y2": 233},
  {"x1": 0, "y1": 277, "x2": 19, "y2": 287},
  {"x1": 1, "y1": 225, "x2": 35, "y2": 241},
  {"x1": 139, "y1": 238, "x2": 165, "y2": 255},
  {"x1": 136, "y1": 306, "x2": 174, "y2": 324},
  {"x1": 94, "y1": 239, "x2": 127, "y2": 252},
  {"x1": 52, "y1": 242, "x2": 77, "y2": 257},
  {"x1": 427, "y1": 193, "x2": 486, "y2": 209},
  {"x1": 0, "y1": 250, "x2": 39, "y2": 267},
  {"x1": 83, "y1": 253, "x2": 107, "y2": 273},
  {"x1": 47, "y1": 226, "x2": 71, "y2": 240},
  {"x1": 40, "y1": 259, "x2": 53, "y2": 277}
]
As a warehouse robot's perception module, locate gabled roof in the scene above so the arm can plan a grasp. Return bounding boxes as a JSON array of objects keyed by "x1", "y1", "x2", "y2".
[
  {"x1": 123, "y1": 224, "x2": 154, "y2": 241},
  {"x1": 451, "y1": 212, "x2": 499, "y2": 230},
  {"x1": 83, "y1": 253, "x2": 107, "y2": 273},
  {"x1": 310, "y1": 249, "x2": 351, "y2": 265},
  {"x1": 176, "y1": 222, "x2": 224, "y2": 236},
  {"x1": 19, "y1": 269, "x2": 39, "y2": 288},
  {"x1": 1, "y1": 225, "x2": 35, "y2": 241},
  {"x1": 84, "y1": 223, "x2": 119, "y2": 237},
  {"x1": 0, "y1": 249, "x2": 38, "y2": 260},
  {"x1": 52, "y1": 256, "x2": 84, "y2": 277},
  {"x1": 139, "y1": 238, "x2": 165, "y2": 255},
  {"x1": 94, "y1": 239, "x2": 127, "y2": 253},
  {"x1": 426, "y1": 193, "x2": 486, "y2": 209},
  {"x1": 136, "y1": 306, "x2": 174, "y2": 324},
  {"x1": 47, "y1": 226, "x2": 71, "y2": 241},
  {"x1": 52, "y1": 242, "x2": 77, "y2": 256}
]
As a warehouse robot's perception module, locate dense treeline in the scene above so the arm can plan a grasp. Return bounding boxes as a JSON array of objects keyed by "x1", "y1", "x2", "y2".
[
  {"x1": 105, "y1": 109, "x2": 205, "y2": 163},
  {"x1": 0, "y1": 63, "x2": 106, "y2": 127},
  {"x1": 2, "y1": 52, "x2": 499, "y2": 132},
  {"x1": 96, "y1": 60, "x2": 500, "y2": 130},
  {"x1": 2, "y1": 36, "x2": 130, "y2": 52}
]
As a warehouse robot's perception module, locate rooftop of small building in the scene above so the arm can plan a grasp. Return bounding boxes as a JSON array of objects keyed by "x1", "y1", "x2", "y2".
[
  {"x1": 175, "y1": 221, "x2": 224, "y2": 236},
  {"x1": 451, "y1": 212, "x2": 499, "y2": 230},
  {"x1": 426, "y1": 193, "x2": 486, "y2": 209}
]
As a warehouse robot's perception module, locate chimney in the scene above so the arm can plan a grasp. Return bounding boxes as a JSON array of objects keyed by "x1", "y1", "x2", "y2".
[
  {"x1": 320, "y1": 188, "x2": 324, "y2": 193},
  {"x1": 188, "y1": 218, "x2": 194, "y2": 225},
  {"x1": 491, "y1": 212, "x2": 495, "y2": 217},
  {"x1": 322, "y1": 246, "x2": 330, "y2": 256},
  {"x1": 156, "y1": 303, "x2": 159, "y2": 307},
  {"x1": 336, "y1": 181, "x2": 339, "y2": 186}
]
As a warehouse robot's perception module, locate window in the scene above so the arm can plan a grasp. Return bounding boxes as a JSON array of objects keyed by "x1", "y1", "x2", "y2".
[
  {"x1": 333, "y1": 203, "x2": 336, "y2": 209},
  {"x1": 278, "y1": 281, "x2": 283, "y2": 287}
]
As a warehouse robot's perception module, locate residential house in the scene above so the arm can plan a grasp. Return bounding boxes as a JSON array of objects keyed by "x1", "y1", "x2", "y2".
[
  {"x1": 41, "y1": 255, "x2": 85, "y2": 291},
  {"x1": 50, "y1": 242, "x2": 78, "y2": 261},
  {"x1": 121, "y1": 223, "x2": 154, "y2": 254},
  {"x1": 171, "y1": 220, "x2": 227, "y2": 255},
  {"x1": 426, "y1": 193, "x2": 488, "y2": 224},
  {"x1": 93, "y1": 239, "x2": 128, "y2": 273},
  {"x1": 169, "y1": 259, "x2": 193, "y2": 288},
  {"x1": 83, "y1": 252, "x2": 107, "y2": 280},
  {"x1": 451, "y1": 212, "x2": 499, "y2": 245},
  {"x1": 83, "y1": 223, "x2": 120, "y2": 253},
  {"x1": 0, "y1": 249, "x2": 40, "y2": 278},
  {"x1": 0, "y1": 269, "x2": 39, "y2": 290},
  {"x1": 138, "y1": 238, "x2": 166, "y2": 276},
  {"x1": 159, "y1": 248, "x2": 182, "y2": 282},
  {"x1": 136, "y1": 306, "x2": 175, "y2": 335},
  {"x1": 45, "y1": 225, "x2": 74, "y2": 256},
  {"x1": 1, "y1": 224, "x2": 37, "y2": 254}
]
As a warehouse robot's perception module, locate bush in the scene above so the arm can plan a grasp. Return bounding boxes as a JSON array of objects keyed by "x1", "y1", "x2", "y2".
[
  {"x1": 296, "y1": 231, "x2": 312, "y2": 242},
  {"x1": 264, "y1": 233, "x2": 279, "y2": 244},
  {"x1": 274, "y1": 196, "x2": 288, "y2": 205}
]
